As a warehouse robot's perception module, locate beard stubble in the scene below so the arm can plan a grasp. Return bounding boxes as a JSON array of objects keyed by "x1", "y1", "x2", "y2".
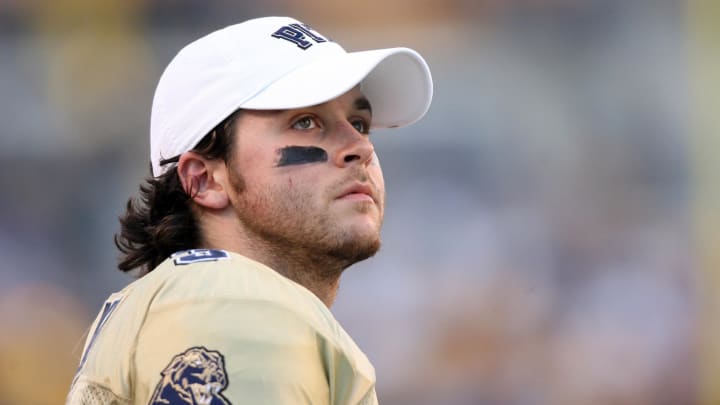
[{"x1": 227, "y1": 166, "x2": 382, "y2": 273}]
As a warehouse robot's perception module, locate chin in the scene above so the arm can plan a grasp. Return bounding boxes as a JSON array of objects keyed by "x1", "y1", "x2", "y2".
[{"x1": 327, "y1": 231, "x2": 382, "y2": 269}]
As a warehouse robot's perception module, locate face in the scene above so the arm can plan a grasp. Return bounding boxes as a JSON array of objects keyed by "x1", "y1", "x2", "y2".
[{"x1": 224, "y1": 87, "x2": 385, "y2": 268}]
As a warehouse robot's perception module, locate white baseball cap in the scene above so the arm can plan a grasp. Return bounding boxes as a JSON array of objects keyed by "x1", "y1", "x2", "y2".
[{"x1": 150, "y1": 16, "x2": 433, "y2": 177}]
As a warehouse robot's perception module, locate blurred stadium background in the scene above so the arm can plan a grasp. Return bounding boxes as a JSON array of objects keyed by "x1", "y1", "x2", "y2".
[{"x1": 0, "y1": 0, "x2": 716, "y2": 403}]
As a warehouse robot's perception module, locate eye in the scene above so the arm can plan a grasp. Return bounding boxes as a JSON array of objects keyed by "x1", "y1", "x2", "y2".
[
  {"x1": 292, "y1": 116, "x2": 318, "y2": 130},
  {"x1": 351, "y1": 119, "x2": 370, "y2": 134}
]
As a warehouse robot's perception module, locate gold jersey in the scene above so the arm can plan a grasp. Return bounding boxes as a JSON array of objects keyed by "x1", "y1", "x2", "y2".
[{"x1": 66, "y1": 249, "x2": 378, "y2": 405}]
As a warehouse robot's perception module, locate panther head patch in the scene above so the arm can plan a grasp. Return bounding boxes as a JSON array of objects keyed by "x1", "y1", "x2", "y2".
[{"x1": 149, "y1": 346, "x2": 230, "y2": 405}]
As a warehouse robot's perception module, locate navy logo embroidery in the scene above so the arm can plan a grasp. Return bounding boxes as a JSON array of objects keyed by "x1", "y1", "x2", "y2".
[
  {"x1": 271, "y1": 23, "x2": 328, "y2": 49},
  {"x1": 172, "y1": 249, "x2": 230, "y2": 266},
  {"x1": 149, "y1": 346, "x2": 231, "y2": 405}
]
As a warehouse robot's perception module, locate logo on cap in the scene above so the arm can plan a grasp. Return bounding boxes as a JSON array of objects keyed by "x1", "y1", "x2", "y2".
[{"x1": 272, "y1": 23, "x2": 328, "y2": 49}]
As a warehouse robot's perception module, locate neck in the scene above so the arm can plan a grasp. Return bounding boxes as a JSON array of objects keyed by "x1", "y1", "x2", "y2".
[
  {"x1": 202, "y1": 221, "x2": 346, "y2": 307},
  {"x1": 199, "y1": 207, "x2": 367, "y2": 307},
  {"x1": 249, "y1": 244, "x2": 345, "y2": 307},
  {"x1": 278, "y1": 260, "x2": 342, "y2": 307}
]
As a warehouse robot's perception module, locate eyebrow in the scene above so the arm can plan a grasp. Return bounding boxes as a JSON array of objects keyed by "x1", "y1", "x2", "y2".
[{"x1": 354, "y1": 97, "x2": 372, "y2": 115}]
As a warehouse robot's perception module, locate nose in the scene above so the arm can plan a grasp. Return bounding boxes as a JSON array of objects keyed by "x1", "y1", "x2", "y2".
[{"x1": 332, "y1": 122, "x2": 375, "y2": 168}]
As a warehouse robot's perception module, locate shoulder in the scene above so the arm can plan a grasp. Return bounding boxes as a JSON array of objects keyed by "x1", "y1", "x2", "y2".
[
  {"x1": 134, "y1": 250, "x2": 331, "y2": 403},
  {"x1": 135, "y1": 249, "x2": 343, "y2": 360},
  {"x1": 69, "y1": 249, "x2": 377, "y2": 404},
  {"x1": 139, "y1": 249, "x2": 339, "y2": 342},
  {"x1": 148, "y1": 249, "x2": 327, "y2": 313}
]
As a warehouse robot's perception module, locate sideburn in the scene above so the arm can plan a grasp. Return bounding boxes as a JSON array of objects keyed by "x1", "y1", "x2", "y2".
[{"x1": 227, "y1": 162, "x2": 246, "y2": 194}]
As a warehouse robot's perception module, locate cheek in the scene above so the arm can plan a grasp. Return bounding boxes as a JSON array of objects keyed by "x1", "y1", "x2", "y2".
[
  {"x1": 230, "y1": 145, "x2": 279, "y2": 186},
  {"x1": 373, "y1": 166, "x2": 385, "y2": 185},
  {"x1": 371, "y1": 151, "x2": 384, "y2": 181},
  {"x1": 368, "y1": 159, "x2": 385, "y2": 184},
  {"x1": 284, "y1": 170, "x2": 324, "y2": 196},
  {"x1": 369, "y1": 165, "x2": 386, "y2": 206},
  {"x1": 244, "y1": 146, "x2": 274, "y2": 169}
]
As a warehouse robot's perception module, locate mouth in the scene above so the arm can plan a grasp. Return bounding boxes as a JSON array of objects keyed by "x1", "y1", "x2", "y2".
[{"x1": 337, "y1": 183, "x2": 376, "y2": 203}]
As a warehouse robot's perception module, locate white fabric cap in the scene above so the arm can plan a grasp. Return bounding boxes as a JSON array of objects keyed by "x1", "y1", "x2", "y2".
[{"x1": 150, "y1": 16, "x2": 433, "y2": 177}]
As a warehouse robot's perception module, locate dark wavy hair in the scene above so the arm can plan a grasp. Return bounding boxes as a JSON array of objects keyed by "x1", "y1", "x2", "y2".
[{"x1": 115, "y1": 111, "x2": 241, "y2": 275}]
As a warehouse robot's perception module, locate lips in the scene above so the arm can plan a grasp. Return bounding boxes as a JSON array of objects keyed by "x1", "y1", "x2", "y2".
[{"x1": 337, "y1": 183, "x2": 376, "y2": 203}]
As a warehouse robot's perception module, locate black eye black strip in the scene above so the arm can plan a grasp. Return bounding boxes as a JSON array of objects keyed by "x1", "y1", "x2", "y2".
[{"x1": 276, "y1": 146, "x2": 328, "y2": 166}]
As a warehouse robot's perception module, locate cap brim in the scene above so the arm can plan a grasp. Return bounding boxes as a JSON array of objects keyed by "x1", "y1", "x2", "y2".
[{"x1": 240, "y1": 47, "x2": 433, "y2": 128}]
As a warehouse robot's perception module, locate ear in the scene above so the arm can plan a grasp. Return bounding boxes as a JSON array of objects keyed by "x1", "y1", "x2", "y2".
[{"x1": 177, "y1": 152, "x2": 230, "y2": 210}]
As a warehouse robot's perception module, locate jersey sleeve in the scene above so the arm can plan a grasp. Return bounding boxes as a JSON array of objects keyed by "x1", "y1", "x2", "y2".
[
  {"x1": 66, "y1": 292, "x2": 132, "y2": 405},
  {"x1": 133, "y1": 298, "x2": 332, "y2": 405}
]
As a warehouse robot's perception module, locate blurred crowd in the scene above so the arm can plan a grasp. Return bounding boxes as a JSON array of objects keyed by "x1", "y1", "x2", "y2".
[{"x1": 0, "y1": 0, "x2": 701, "y2": 404}]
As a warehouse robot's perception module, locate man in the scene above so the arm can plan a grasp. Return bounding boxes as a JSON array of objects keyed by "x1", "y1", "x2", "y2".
[{"x1": 67, "y1": 16, "x2": 432, "y2": 404}]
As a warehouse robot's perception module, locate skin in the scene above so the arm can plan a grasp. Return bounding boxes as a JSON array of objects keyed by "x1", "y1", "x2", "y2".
[{"x1": 177, "y1": 87, "x2": 385, "y2": 307}]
